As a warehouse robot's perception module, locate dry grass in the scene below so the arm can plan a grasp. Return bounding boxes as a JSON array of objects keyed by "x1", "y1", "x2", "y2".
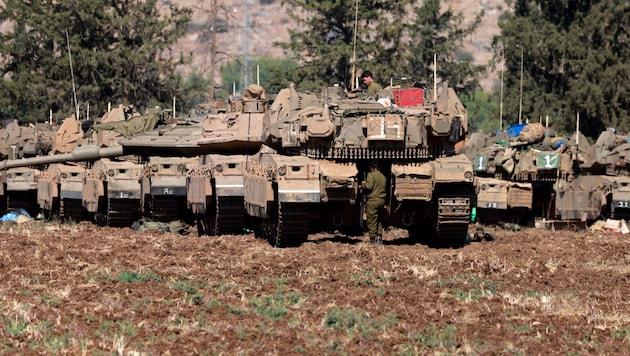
[{"x1": 0, "y1": 222, "x2": 628, "y2": 354}]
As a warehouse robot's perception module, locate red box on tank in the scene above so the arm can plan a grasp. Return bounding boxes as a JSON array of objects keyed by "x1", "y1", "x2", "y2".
[{"x1": 393, "y1": 88, "x2": 424, "y2": 107}]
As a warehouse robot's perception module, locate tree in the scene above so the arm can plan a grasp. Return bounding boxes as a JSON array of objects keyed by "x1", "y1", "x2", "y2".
[
  {"x1": 188, "y1": 0, "x2": 234, "y2": 101},
  {"x1": 405, "y1": 0, "x2": 486, "y2": 96},
  {"x1": 0, "y1": 0, "x2": 191, "y2": 123},
  {"x1": 221, "y1": 57, "x2": 298, "y2": 94},
  {"x1": 276, "y1": 0, "x2": 415, "y2": 91},
  {"x1": 276, "y1": 0, "x2": 485, "y2": 95},
  {"x1": 492, "y1": 0, "x2": 629, "y2": 137}
]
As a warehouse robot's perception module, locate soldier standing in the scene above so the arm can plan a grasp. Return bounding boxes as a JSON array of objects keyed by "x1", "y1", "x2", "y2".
[{"x1": 362, "y1": 161, "x2": 387, "y2": 245}]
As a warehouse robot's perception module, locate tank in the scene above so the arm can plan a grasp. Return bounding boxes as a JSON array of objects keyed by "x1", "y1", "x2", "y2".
[
  {"x1": 187, "y1": 154, "x2": 251, "y2": 236},
  {"x1": 83, "y1": 158, "x2": 144, "y2": 227},
  {"x1": 241, "y1": 81, "x2": 474, "y2": 247},
  {"x1": 0, "y1": 120, "x2": 54, "y2": 159},
  {"x1": 142, "y1": 156, "x2": 199, "y2": 223},
  {"x1": 37, "y1": 163, "x2": 87, "y2": 221},
  {"x1": 459, "y1": 131, "x2": 534, "y2": 225},
  {"x1": 0, "y1": 81, "x2": 473, "y2": 248}
]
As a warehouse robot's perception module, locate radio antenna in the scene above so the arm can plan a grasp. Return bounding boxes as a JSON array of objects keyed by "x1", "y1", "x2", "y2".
[
  {"x1": 66, "y1": 29, "x2": 79, "y2": 120},
  {"x1": 350, "y1": 0, "x2": 359, "y2": 90}
]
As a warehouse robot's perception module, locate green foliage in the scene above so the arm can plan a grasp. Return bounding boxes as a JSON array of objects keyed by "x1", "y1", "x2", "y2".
[
  {"x1": 462, "y1": 89, "x2": 500, "y2": 132},
  {"x1": 611, "y1": 327, "x2": 630, "y2": 344},
  {"x1": 405, "y1": 0, "x2": 485, "y2": 95},
  {"x1": 493, "y1": 0, "x2": 630, "y2": 138},
  {"x1": 5, "y1": 316, "x2": 28, "y2": 336},
  {"x1": 411, "y1": 323, "x2": 458, "y2": 349},
  {"x1": 221, "y1": 57, "x2": 298, "y2": 94},
  {"x1": 435, "y1": 274, "x2": 499, "y2": 301},
  {"x1": 0, "y1": 0, "x2": 192, "y2": 123},
  {"x1": 117, "y1": 270, "x2": 161, "y2": 283},
  {"x1": 251, "y1": 294, "x2": 289, "y2": 321},
  {"x1": 324, "y1": 306, "x2": 396, "y2": 339},
  {"x1": 276, "y1": 0, "x2": 484, "y2": 95}
]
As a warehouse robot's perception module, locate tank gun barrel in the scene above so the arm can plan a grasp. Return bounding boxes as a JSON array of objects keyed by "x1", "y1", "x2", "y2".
[{"x1": 0, "y1": 145, "x2": 124, "y2": 169}]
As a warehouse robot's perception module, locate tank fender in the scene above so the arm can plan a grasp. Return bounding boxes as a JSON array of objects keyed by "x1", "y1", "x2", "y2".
[
  {"x1": 214, "y1": 175, "x2": 244, "y2": 197},
  {"x1": 277, "y1": 179, "x2": 320, "y2": 203}
]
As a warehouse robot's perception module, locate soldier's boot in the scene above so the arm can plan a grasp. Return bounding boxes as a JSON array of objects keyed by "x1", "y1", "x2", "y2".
[{"x1": 376, "y1": 235, "x2": 383, "y2": 246}]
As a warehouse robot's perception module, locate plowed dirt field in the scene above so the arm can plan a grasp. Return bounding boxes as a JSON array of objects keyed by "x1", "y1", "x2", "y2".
[{"x1": 0, "y1": 221, "x2": 628, "y2": 354}]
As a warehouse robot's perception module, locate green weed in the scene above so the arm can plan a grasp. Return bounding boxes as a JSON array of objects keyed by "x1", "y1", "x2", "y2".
[
  {"x1": 228, "y1": 305, "x2": 245, "y2": 316},
  {"x1": 251, "y1": 294, "x2": 288, "y2": 321},
  {"x1": 5, "y1": 316, "x2": 28, "y2": 336},
  {"x1": 411, "y1": 323, "x2": 457, "y2": 349},
  {"x1": 216, "y1": 281, "x2": 238, "y2": 292},
  {"x1": 117, "y1": 270, "x2": 161, "y2": 283},
  {"x1": 40, "y1": 294, "x2": 62, "y2": 307},
  {"x1": 611, "y1": 327, "x2": 630, "y2": 343},
  {"x1": 168, "y1": 280, "x2": 199, "y2": 294},
  {"x1": 45, "y1": 333, "x2": 70, "y2": 352}
]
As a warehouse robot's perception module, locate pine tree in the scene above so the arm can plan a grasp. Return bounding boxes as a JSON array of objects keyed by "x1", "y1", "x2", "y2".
[
  {"x1": 492, "y1": 0, "x2": 629, "y2": 137},
  {"x1": 0, "y1": 0, "x2": 191, "y2": 122},
  {"x1": 276, "y1": 0, "x2": 484, "y2": 95}
]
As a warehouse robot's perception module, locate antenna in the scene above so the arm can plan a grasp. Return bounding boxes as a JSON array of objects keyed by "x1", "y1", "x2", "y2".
[
  {"x1": 499, "y1": 48, "x2": 504, "y2": 131},
  {"x1": 518, "y1": 47, "x2": 524, "y2": 125},
  {"x1": 433, "y1": 53, "x2": 437, "y2": 102},
  {"x1": 351, "y1": 0, "x2": 359, "y2": 90},
  {"x1": 65, "y1": 29, "x2": 79, "y2": 120}
]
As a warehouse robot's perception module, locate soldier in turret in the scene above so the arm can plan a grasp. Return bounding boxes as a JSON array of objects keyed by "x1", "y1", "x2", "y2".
[
  {"x1": 361, "y1": 70, "x2": 382, "y2": 95},
  {"x1": 362, "y1": 160, "x2": 387, "y2": 245}
]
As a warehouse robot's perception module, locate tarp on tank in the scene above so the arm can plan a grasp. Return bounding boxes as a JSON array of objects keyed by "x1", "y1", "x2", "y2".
[{"x1": 91, "y1": 113, "x2": 159, "y2": 138}]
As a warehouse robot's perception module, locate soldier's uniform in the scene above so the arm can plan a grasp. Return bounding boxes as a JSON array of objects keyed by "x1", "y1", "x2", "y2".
[{"x1": 362, "y1": 166, "x2": 387, "y2": 245}]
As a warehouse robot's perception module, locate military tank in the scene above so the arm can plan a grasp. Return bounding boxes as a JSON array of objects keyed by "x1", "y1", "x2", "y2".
[
  {"x1": 459, "y1": 131, "x2": 534, "y2": 225},
  {"x1": 0, "y1": 81, "x2": 473, "y2": 248},
  {"x1": 238, "y1": 81, "x2": 474, "y2": 247}
]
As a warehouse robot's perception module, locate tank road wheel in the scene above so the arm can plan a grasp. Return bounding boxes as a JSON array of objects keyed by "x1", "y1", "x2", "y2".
[{"x1": 260, "y1": 202, "x2": 310, "y2": 248}]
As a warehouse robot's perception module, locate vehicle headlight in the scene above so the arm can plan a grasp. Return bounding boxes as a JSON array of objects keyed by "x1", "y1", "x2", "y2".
[
  {"x1": 108, "y1": 169, "x2": 115, "y2": 177},
  {"x1": 278, "y1": 166, "x2": 286, "y2": 176},
  {"x1": 151, "y1": 164, "x2": 159, "y2": 172},
  {"x1": 481, "y1": 184, "x2": 487, "y2": 190},
  {"x1": 61, "y1": 173, "x2": 68, "y2": 179},
  {"x1": 215, "y1": 164, "x2": 223, "y2": 173},
  {"x1": 464, "y1": 171, "x2": 473, "y2": 179}
]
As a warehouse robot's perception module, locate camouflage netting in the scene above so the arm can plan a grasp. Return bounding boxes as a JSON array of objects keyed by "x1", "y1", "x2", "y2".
[
  {"x1": 243, "y1": 84, "x2": 266, "y2": 100},
  {"x1": 518, "y1": 122, "x2": 545, "y2": 144},
  {"x1": 187, "y1": 165, "x2": 214, "y2": 215},
  {"x1": 83, "y1": 169, "x2": 106, "y2": 213},
  {"x1": 91, "y1": 113, "x2": 158, "y2": 138}
]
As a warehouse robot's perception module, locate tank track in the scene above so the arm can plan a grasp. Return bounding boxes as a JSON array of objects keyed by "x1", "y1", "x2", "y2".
[
  {"x1": 150, "y1": 196, "x2": 182, "y2": 222},
  {"x1": 7, "y1": 191, "x2": 38, "y2": 216},
  {"x1": 611, "y1": 206, "x2": 630, "y2": 221},
  {"x1": 256, "y1": 202, "x2": 310, "y2": 247},
  {"x1": 435, "y1": 192, "x2": 471, "y2": 247},
  {"x1": 60, "y1": 198, "x2": 83, "y2": 222},
  {"x1": 213, "y1": 196, "x2": 246, "y2": 235},
  {"x1": 107, "y1": 198, "x2": 136, "y2": 227}
]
